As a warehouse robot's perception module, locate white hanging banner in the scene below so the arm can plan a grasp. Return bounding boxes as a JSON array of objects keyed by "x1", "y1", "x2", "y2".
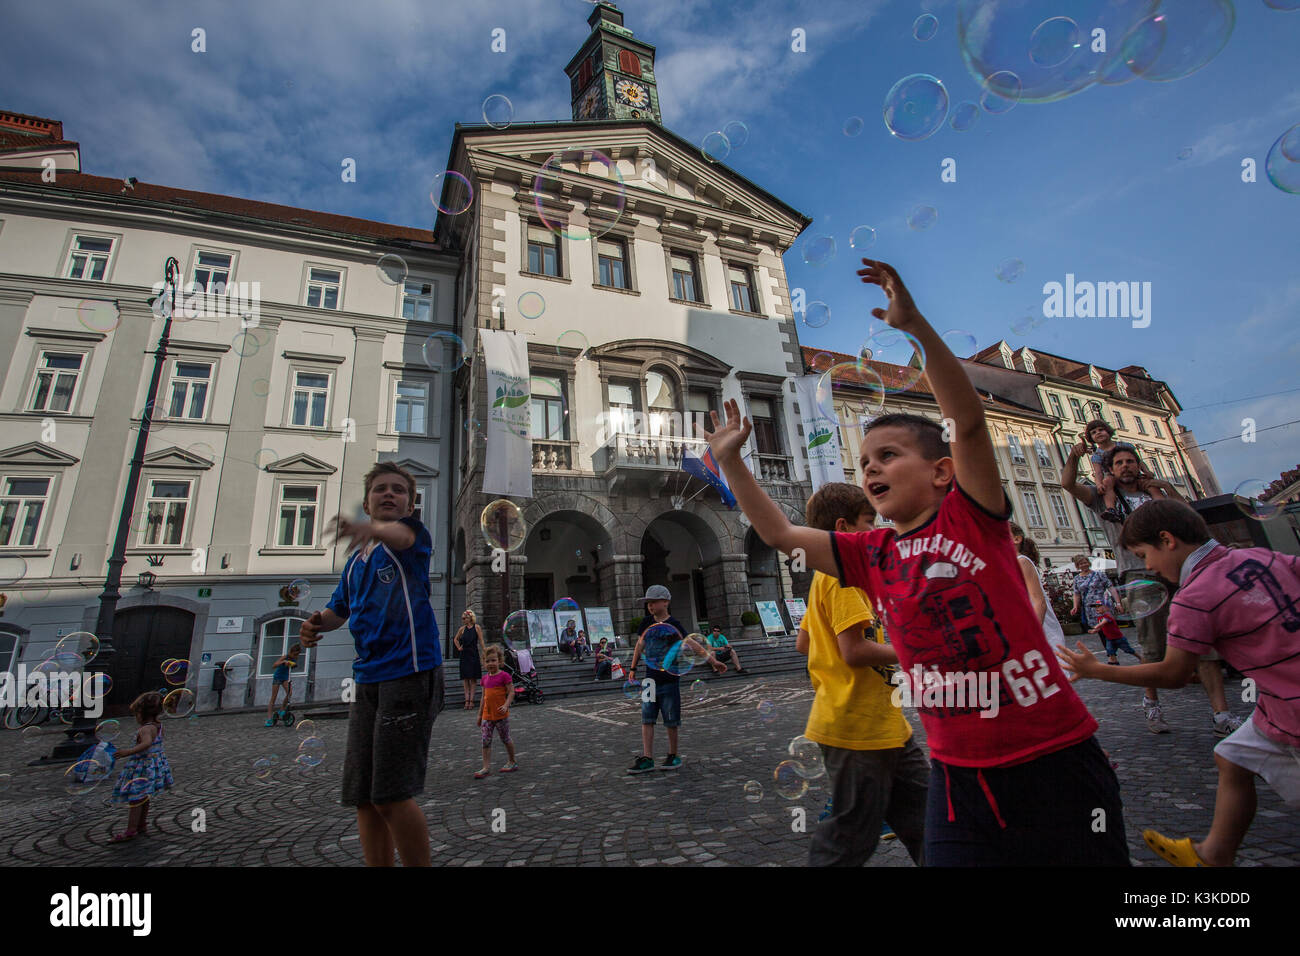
[
  {"x1": 794, "y1": 375, "x2": 843, "y2": 492},
  {"x1": 480, "y1": 328, "x2": 533, "y2": 498}
]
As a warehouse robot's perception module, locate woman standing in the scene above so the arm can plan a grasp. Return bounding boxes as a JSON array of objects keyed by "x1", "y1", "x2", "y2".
[
  {"x1": 1070, "y1": 554, "x2": 1120, "y2": 630},
  {"x1": 453, "y1": 609, "x2": 485, "y2": 710},
  {"x1": 1010, "y1": 523, "x2": 1066, "y2": 649}
]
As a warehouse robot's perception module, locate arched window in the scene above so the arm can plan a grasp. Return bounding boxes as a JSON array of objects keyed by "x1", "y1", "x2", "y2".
[
  {"x1": 618, "y1": 49, "x2": 642, "y2": 76},
  {"x1": 645, "y1": 369, "x2": 679, "y2": 436}
]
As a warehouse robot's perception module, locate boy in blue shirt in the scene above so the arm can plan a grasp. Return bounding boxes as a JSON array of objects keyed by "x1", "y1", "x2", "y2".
[{"x1": 298, "y1": 462, "x2": 444, "y2": 866}]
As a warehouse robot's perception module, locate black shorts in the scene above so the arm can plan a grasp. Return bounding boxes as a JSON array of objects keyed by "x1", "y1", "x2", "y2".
[
  {"x1": 714, "y1": 647, "x2": 733, "y2": 662},
  {"x1": 925, "y1": 736, "x2": 1129, "y2": 866},
  {"x1": 341, "y1": 668, "x2": 444, "y2": 807}
]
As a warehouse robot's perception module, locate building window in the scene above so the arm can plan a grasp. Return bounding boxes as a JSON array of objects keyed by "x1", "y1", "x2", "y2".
[
  {"x1": 596, "y1": 239, "x2": 628, "y2": 289},
  {"x1": 1048, "y1": 491, "x2": 1071, "y2": 529},
  {"x1": 291, "y1": 371, "x2": 330, "y2": 428},
  {"x1": 1068, "y1": 397, "x2": 1086, "y2": 423},
  {"x1": 412, "y1": 486, "x2": 427, "y2": 525},
  {"x1": 1167, "y1": 460, "x2": 1184, "y2": 485},
  {"x1": 618, "y1": 49, "x2": 642, "y2": 75},
  {"x1": 1135, "y1": 417, "x2": 1147, "y2": 435},
  {"x1": 1019, "y1": 489, "x2": 1046, "y2": 528},
  {"x1": 277, "y1": 485, "x2": 319, "y2": 547},
  {"x1": 1113, "y1": 411, "x2": 1126, "y2": 430},
  {"x1": 0, "y1": 630, "x2": 18, "y2": 676},
  {"x1": 750, "y1": 396, "x2": 779, "y2": 454},
  {"x1": 65, "y1": 235, "x2": 114, "y2": 281},
  {"x1": 669, "y1": 252, "x2": 700, "y2": 303},
  {"x1": 0, "y1": 477, "x2": 50, "y2": 548},
  {"x1": 530, "y1": 376, "x2": 567, "y2": 440},
  {"x1": 259, "y1": 618, "x2": 311, "y2": 677},
  {"x1": 1150, "y1": 419, "x2": 1162, "y2": 437},
  {"x1": 728, "y1": 264, "x2": 756, "y2": 312},
  {"x1": 527, "y1": 225, "x2": 561, "y2": 277},
  {"x1": 608, "y1": 381, "x2": 638, "y2": 435},
  {"x1": 139, "y1": 480, "x2": 191, "y2": 546},
  {"x1": 1086, "y1": 401, "x2": 1103, "y2": 420},
  {"x1": 1034, "y1": 438, "x2": 1053, "y2": 468},
  {"x1": 166, "y1": 362, "x2": 212, "y2": 420},
  {"x1": 1047, "y1": 394, "x2": 1064, "y2": 419},
  {"x1": 28, "y1": 352, "x2": 84, "y2": 413},
  {"x1": 305, "y1": 268, "x2": 341, "y2": 310},
  {"x1": 645, "y1": 370, "x2": 678, "y2": 436},
  {"x1": 1149, "y1": 456, "x2": 1163, "y2": 478},
  {"x1": 401, "y1": 281, "x2": 435, "y2": 322},
  {"x1": 393, "y1": 381, "x2": 428, "y2": 435},
  {"x1": 1007, "y1": 434, "x2": 1026, "y2": 464},
  {"x1": 687, "y1": 389, "x2": 712, "y2": 438},
  {"x1": 192, "y1": 251, "x2": 232, "y2": 293}
]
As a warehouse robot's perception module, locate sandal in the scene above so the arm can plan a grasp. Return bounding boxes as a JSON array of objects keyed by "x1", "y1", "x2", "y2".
[
  {"x1": 473, "y1": 769, "x2": 490, "y2": 779},
  {"x1": 499, "y1": 763, "x2": 518, "y2": 773},
  {"x1": 1143, "y1": 829, "x2": 1208, "y2": 867},
  {"x1": 111, "y1": 830, "x2": 139, "y2": 843}
]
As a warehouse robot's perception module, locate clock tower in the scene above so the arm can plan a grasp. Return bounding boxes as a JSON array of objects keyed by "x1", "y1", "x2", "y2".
[{"x1": 565, "y1": 3, "x2": 661, "y2": 124}]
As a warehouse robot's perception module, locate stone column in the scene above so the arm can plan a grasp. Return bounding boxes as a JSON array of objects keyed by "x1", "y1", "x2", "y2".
[
  {"x1": 717, "y1": 553, "x2": 750, "y2": 632},
  {"x1": 608, "y1": 553, "x2": 645, "y2": 643}
]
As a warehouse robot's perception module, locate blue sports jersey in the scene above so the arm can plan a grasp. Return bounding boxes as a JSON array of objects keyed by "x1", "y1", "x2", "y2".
[{"x1": 327, "y1": 516, "x2": 442, "y2": 683}]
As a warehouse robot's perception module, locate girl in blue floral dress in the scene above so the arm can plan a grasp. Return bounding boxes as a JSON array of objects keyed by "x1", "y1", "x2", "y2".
[{"x1": 110, "y1": 691, "x2": 174, "y2": 842}]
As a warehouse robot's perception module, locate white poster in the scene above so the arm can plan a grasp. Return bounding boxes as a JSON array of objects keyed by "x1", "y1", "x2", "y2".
[
  {"x1": 783, "y1": 599, "x2": 808, "y2": 629},
  {"x1": 584, "y1": 607, "x2": 616, "y2": 645},
  {"x1": 795, "y1": 375, "x2": 843, "y2": 491},
  {"x1": 754, "y1": 600, "x2": 786, "y2": 635},
  {"x1": 480, "y1": 328, "x2": 533, "y2": 498},
  {"x1": 525, "y1": 609, "x2": 557, "y2": 648}
]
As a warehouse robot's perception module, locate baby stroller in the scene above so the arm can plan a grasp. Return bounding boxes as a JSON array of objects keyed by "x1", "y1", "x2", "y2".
[{"x1": 504, "y1": 645, "x2": 544, "y2": 705}]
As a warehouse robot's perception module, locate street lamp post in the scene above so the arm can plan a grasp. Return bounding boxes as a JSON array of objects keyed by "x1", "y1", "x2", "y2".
[{"x1": 43, "y1": 258, "x2": 180, "y2": 762}]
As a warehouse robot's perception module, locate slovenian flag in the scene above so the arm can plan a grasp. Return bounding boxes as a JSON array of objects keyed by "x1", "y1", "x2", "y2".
[{"x1": 681, "y1": 447, "x2": 737, "y2": 509}]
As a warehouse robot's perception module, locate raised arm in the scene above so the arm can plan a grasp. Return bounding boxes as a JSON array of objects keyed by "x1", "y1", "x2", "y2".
[
  {"x1": 856, "y1": 260, "x2": 1002, "y2": 514},
  {"x1": 1062, "y1": 440, "x2": 1098, "y2": 506},
  {"x1": 702, "y1": 400, "x2": 836, "y2": 576},
  {"x1": 327, "y1": 515, "x2": 417, "y2": 553}
]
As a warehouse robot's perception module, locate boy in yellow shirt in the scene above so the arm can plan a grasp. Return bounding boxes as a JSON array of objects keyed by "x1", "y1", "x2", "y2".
[{"x1": 796, "y1": 482, "x2": 928, "y2": 866}]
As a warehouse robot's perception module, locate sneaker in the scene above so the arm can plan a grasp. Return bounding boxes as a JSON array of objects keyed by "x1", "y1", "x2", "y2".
[
  {"x1": 499, "y1": 762, "x2": 518, "y2": 773},
  {"x1": 1213, "y1": 712, "x2": 1243, "y2": 737},
  {"x1": 1145, "y1": 704, "x2": 1171, "y2": 734},
  {"x1": 264, "y1": 718, "x2": 274, "y2": 727},
  {"x1": 735, "y1": 667, "x2": 747, "y2": 674},
  {"x1": 818, "y1": 797, "x2": 834, "y2": 822},
  {"x1": 659, "y1": 754, "x2": 682, "y2": 771},
  {"x1": 627, "y1": 755, "x2": 656, "y2": 775},
  {"x1": 880, "y1": 822, "x2": 897, "y2": 842}
]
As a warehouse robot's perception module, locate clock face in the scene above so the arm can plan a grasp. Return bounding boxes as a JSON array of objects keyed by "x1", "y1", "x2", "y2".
[{"x1": 615, "y1": 79, "x2": 649, "y2": 108}]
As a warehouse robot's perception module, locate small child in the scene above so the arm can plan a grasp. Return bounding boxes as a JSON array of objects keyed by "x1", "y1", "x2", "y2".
[
  {"x1": 265, "y1": 644, "x2": 302, "y2": 726},
  {"x1": 110, "y1": 691, "x2": 174, "y2": 842},
  {"x1": 1057, "y1": 499, "x2": 1300, "y2": 866},
  {"x1": 476, "y1": 645, "x2": 517, "y2": 777},
  {"x1": 703, "y1": 259, "x2": 1126, "y2": 865},
  {"x1": 1087, "y1": 606, "x2": 1144, "y2": 665},
  {"x1": 1082, "y1": 419, "x2": 1154, "y2": 521}
]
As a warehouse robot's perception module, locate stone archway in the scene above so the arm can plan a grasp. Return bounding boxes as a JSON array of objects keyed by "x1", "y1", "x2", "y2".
[{"x1": 637, "y1": 507, "x2": 727, "y2": 635}]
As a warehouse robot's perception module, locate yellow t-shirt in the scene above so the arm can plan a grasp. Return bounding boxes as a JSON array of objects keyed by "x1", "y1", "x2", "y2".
[{"x1": 803, "y1": 570, "x2": 911, "y2": 750}]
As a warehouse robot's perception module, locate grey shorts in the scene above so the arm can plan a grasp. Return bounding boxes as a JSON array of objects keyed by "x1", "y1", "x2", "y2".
[{"x1": 341, "y1": 667, "x2": 444, "y2": 807}]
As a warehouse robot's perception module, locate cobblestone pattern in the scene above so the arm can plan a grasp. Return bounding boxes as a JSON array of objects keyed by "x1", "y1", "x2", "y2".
[{"x1": 1, "y1": 670, "x2": 1295, "y2": 866}]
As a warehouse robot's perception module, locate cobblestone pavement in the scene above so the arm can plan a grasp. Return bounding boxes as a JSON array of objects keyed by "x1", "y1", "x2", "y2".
[{"x1": 2, "y1": 669, "x2": 1297, "y2": 867}]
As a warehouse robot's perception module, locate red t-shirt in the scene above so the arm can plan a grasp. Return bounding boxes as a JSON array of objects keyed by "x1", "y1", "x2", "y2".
[
  {"x1": 831, "y1": 483, "x2": 1098, "y2": 768},
  {"x1": 1095, "y1": 618, "x2": 1123, "y2": 644}
]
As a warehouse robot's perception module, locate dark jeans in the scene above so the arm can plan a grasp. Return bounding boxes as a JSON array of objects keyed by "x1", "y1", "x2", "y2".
[
  {"x1": 924, "y1": 737, "x2": 1129, "y2": 866},
  {"x1": 809, "y1": 738, "x2": 929, "y2": 867}
]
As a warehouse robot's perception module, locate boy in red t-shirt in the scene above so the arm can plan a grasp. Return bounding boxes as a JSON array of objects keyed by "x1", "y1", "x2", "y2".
[
  {"x1": 702, "y1": 259, "x2": 1127, "y2": 865},
  {"x1": 1088, "y1": 606, "x2": 1144, "y2": 665}
]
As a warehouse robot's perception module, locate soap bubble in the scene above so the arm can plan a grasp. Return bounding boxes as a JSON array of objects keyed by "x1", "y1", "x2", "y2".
[
  {"x1": 789, "y1": 737, "x2": 827, "y2": 779},
  {"x1": 941, "y1": 329, "x2": 978, "y2": 355},
  {"x1": 162, "y1": 659, "x2": 190, "y2": 686},
  {"x1": 551, "y1": 597, "x2": 580, "y2": 613},
  {"x1": 122, "y1": 776, "x2": 152, "y2": 806},
  {"x1": 843, "y1": 116, "x2": 865, "y2": 137},
  {"x1": 376, "y1": 253, "x2": 408, "y2": 286},
  {"x1": 533, "y1": 149, "x2": 625, "y2": 240},
  {"x1": 1177, "y1": 147, "x2": 1193, "y2": 161},
  {"x1": 849, "y1": 225, "x2": 876, "y2": 249},
  {"x1": 1097, "y1": 15, "x2": 1167, "y2": 86},
  {"x1": 979, "y1": 71, "x2": 1021, "y2": 114},
  {"x1": 664, "y1": 637, "x2": 701, "y2": 677},
  {"x1": 1266, "y1": 125, "x2": 1300, "y2": 195},
  {"x1": 774, "y1": 760, "x2": 809, "y2": 799},
  {"x1": 431, "y1": 170, "x2": 474, "y2": 216},
  {"x1": 641, "y1": 622, "x2": 683, "y2": 672},
  {"x1": 802, "y1": 235, "x2": 835, "y2": 266},
  {"x1": 296, "y1": 719, "x2": 316, "y2": 738},
  {"x1": 556, "y1": 329, "x2": 589, "y2": 357},
  {"x1": 253, "y1": 757, "x2": 274, "y2": 782},
  {"x1": 482, "y1": 94, "x2": 514, "y2": 129},
  {"x1": 1111, "y1": 579, "x2": 1170, "y2": 623},
  {"x1": 883, "y1": 74, "x2": 949, "y2": 141},
  {"x1": 1028, "y1": 17, "x2": 1081, "y2": 68},
  {"x1": 1131, "y1": 3, "x2": 1235, "y2": 83},
  {"x1": 701, "y1": 131, "x2": 730, "y2": 163},
  {"x1": 1234, "y1": 479, "x2": 1281, "y2": 521},
  {"x1": 223, "y1": 653, "x2": 254, "y2": 684},
  {"x1": 722, "y1": 121, "x2": 749, "y2": 147},
  {"x1": 815, "y1": 363, "x2": 886, "y2": 426},
  {"x1": 810, "y1": 351, "x2": 834, "y2": 372},
  {"x1": 691, "y1": 679, "x2": 709, "y2": 702},
  {"x1": 996, "y1": 257, "x2": 1025, "y2": 283},
  {"x1": 756, "y1": 699, "x2": 776, "y2": 724},
  {"x1": 297, "y1": 736, "x2": 326, "y2": 768},
  {"x1": 518, "y1": 291, "x2": 546, "y2": 320},
  {"x1": 287, "y1": 578, "x2": 311, "y2": 605},
  {"x1": 801, "y1": 301, "x2": 830, "y2": 329},
  {"x1": 913, "y1": 14, "x2": 939, "y2": 41},
  {"x1": 503, "y1": 609, "x2": 530, "y2": 646},
  {"x1": 743, "y1": 780, "x2": 763, "y2": 802},
  {"x1": 56, "y1": 632, "x2": 100, "y2": 666},
  {"x1": 163, "y1": 688, "x2": 195, "y2": 718},
  {"x1": 65, "y1": 758, "x2": 112, "y2": 796},
  {"x1": 0, "y1": 555, "x2": 27, "y2": 587},
  {"x1": 77, "y1": 300, "x2": 119, "y2": 334},
  {"x1": 859, "y1": 327, "x2": 927, "y2": 394},
  {"x1": 422, "y1": 331, "x2": 465, "y2": 371},
  {"x1": 907, "y1": 204, "x2": 938, "y2": 231},
  {"x1": 949, "y1": 101, "x2": 980, "y2": 131},
  {"x1": 481, "y1": 499, "x2": 526, "y2": 551},
  {"x1": 621, "y1": 679, "x2": 642, "y2": 703},
  {"x1": 94, "y1": 719, "x2": 121, "y2": 743}
]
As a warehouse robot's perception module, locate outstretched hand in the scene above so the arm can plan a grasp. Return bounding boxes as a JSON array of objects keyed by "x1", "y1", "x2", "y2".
[
  {"x1": 326, "y1": 514, "x2": 376, "y2": 552},
  {"x1": 700, "y1": 398, "x2": 752, "y2": 465},
  {"x1": 856, "y1": 259, "x2": 924, "y2": 330},
  {"x1": 1054, "y1": 641, "x2": 1106, "y2": 682}
]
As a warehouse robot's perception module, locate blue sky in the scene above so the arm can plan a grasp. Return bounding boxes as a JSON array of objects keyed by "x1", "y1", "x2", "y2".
[{"x1": 3, "y1": 0, "x2": 1297, "y2": 494}]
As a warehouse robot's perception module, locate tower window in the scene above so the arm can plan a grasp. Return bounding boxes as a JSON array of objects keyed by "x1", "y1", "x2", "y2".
[{"x1": 618, "y1": 50, "x2": 642, "y2": 75}]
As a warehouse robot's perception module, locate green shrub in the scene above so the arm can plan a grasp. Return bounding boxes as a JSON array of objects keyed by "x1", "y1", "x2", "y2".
[{"x1": 740, "y1": 610, "x2": 761, "y2": 626}]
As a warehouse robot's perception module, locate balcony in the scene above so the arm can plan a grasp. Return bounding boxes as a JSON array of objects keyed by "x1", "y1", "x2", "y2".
[
  {"x1": 752, "y1": 452, "x2": 794, "y2": 482},
  {"x1": 531, "y1": 439, "x2": 577, "y2": 472}
]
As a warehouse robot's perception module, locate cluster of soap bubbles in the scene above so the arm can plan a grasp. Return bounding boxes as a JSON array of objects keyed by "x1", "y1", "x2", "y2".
[
  {"x1": 700, "y1": 120, "x2": 749, "y2": 163},
  {"x1": 296, "y1": 719, "x2": 325, "y2": 771},
  {"x1": 813, "y1": 323, "x2": 930, "y2": 426},
  {"x1": 743, "y1": 736, "x2": 828, "y2": 803}
]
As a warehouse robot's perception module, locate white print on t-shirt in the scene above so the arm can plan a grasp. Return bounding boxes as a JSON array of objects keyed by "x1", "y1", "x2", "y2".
[
  {"x1": 895, "y1": 533, "x2": 988, "y2": 574},
  {"x1": 889, "y1": 649, "x2": 1059, "y2": 718}
]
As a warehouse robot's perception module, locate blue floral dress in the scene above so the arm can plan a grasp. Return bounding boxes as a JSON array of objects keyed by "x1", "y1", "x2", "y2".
[{"x1": 111, "y1": 721, "x2": 174, "y2": 804}]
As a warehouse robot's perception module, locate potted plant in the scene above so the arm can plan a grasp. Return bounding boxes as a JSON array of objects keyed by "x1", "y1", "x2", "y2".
[{"x1": 740, "y1": 610, "x2": 762, "y2": 641}]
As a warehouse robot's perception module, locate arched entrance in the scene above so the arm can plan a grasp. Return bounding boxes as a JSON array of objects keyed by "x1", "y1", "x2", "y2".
[
  {"x1": 522, "y1": 509, "x2": 614, "y2": 611},
  {"x1": 105, "y1": 606, "x2": 197, "y2": 717},
  {"x1": 640, "y1": 510, "x2": 723, "y2": 634}
]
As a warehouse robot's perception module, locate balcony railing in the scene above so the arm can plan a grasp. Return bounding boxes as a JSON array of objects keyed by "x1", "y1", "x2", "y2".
[
  {"x1": 751, "y1": 452, "x2": 793, "y2": 481},
  {"x1": 531, "y1": 439, "x2": 577, "y2": 472},
  {"x1": 600, "y1": 432, "x2": 708, "y2": 472}
]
